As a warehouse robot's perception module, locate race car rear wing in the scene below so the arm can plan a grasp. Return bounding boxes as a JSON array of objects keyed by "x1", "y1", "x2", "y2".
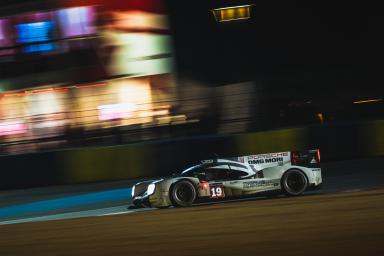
[
  {"x1": 212, "y1": 149, "x2": 321, "y2": 168},
  {"x1": 290, "y1": 149, "x2": 321, "y2": 167}
]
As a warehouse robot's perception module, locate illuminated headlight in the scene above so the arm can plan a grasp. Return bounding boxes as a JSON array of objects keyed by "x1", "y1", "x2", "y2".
[
  {"x1": 147, "y1": 183, "x2": 156, "y2": 195},
  {"x1": 131, "y1": 185, "x2": 136, "y2": 197}
]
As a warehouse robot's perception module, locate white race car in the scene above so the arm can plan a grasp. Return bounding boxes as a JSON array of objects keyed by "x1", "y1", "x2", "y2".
[{"x1": 130, "y1": 149, "x2": 322, "y2": 208}]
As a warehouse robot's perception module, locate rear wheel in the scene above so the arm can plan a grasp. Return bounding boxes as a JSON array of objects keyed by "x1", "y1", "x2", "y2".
[
  {"x1": 170, "y1": 180, "x2": 197, "y2": 207},
  {"x1": 281, "y1": 169, "x2": 308, "y2": 196}
]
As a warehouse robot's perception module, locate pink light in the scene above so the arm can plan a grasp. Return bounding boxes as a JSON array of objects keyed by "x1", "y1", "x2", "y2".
[
  {"x1": 0, "y1": 19, "x2": 13, "y2": 48},
  {"x1": 97, "y1": 103, "x2": 137, "y2": 121},
  {"x1": 57, "y1": 6, "x2": 97, "y2": 38},
  {"x1": 0, "y1": 121, "x2": 28, "y2": 136}
]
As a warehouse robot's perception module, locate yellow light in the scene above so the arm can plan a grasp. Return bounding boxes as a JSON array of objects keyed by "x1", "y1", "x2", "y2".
[
  {"x1": 353, "y1": 99, "x2": 382, "y2": 104},
  {"x1": 212, "y1": 5, "x2": 253, "y2": 22},
  {"x1": 317, "y1": 113, "x2": 324, "y2": 124}
]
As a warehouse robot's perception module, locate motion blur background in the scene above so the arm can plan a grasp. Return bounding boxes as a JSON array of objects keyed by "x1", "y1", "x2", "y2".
[{"x1": 0, "y1": 0, "x2": 383, "y2": 188}]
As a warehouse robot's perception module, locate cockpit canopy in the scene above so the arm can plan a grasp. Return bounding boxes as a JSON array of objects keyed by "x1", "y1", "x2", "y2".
[{"x1": 180, "y1": 161, "x2": 253, "y2": 181}]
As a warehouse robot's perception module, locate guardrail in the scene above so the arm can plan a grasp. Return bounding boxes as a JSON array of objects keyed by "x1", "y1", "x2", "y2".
[{"x1": 0, "y1": 120, "x2": 383, "y2": 189}]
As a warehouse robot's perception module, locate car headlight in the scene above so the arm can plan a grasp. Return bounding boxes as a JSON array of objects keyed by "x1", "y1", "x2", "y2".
[
  {"x1": 131, "y1": 185, "x2": 136, "y2": 197},
  {"x1": 147, "y1": 183, "x2": 156, "y2": 195}
]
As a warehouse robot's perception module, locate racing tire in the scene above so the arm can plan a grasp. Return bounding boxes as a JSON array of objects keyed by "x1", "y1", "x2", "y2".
[
  {"x1": 170, "y1": 180, "x2": 197, "y2": 207},
  {"x1": 281, "y1": 169, "x2": 308, "y2": 196}
]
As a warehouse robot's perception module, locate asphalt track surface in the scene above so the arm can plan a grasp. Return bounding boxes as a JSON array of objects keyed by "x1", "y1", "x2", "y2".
[{"x1": 0, "y1": 157, "x2": 384, "y2": 255}]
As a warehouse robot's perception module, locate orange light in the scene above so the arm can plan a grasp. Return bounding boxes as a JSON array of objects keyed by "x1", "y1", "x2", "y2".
[
  {"x1": 53, "y1": 88, "x2": 69, "y2": 93},
  {"x1": 3, "y1": 83, "x2": 104, "y2": 98},
  {"x1": 317, "y1": 149, "x2": 321, "y2": 163},
  {"x1": 4, "y1": 92, "x2": 25, "y2": 97},
  {"x1": 202, "y1": 183, "x2": 209, "y2": 189},
  {"x1": 30, "y1": 88, "x2": 69, "y2": 94},
  {"x1": 75, "y1": 83, "x2": 106, "y2": 89},
  {"x1": 317, "y1": 113, "x2": 324, "y2": 124}
]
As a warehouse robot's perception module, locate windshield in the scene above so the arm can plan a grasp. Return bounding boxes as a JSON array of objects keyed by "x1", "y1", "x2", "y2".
[{"x1": 180, "y1": 164, "x2": 202, "y2": 177}]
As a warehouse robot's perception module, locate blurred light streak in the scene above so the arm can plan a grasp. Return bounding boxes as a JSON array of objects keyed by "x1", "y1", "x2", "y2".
[
  {"x1": 16, "y1": 21, "x2": 56, "y2": 54},
  {"x1": 4, "y1": 92, "x2": 25, "y2": 97},
  {"x1": 104, "y1": 32, "x2": 173, "y2": 76},
  {"x1": 111, "y1": 11, "x2": 169, "y2": 30},
  {"x1": 353, "y1": 99, "x2": 382, "y2": 104},
  {"x1": 30, "y1": 88, "x2": 69, "y2": 94},
  {"x1": 75, "y1": 83, "x2": 106, "y2": 89},
  {"x1": 97, "y1": 103, "x2": 138, "y2": 120},
  {"x1": 0, "y1": 120, "x2": 28, "y2": 136},
  {"x1": 317, "y1": 113, "x2": 324, "y2": 124},
  {"x1": 0, "y1": 0, "x2": 180, "y2": 155},
  {"x1": 0, "y1": 19, "x2": 13, "y2": 48},
  {"x1": 56, "y1": 6, "x2": 97, "y2": 38},
  {"x1": 0, "y1": 187, "x2": 132, "y2": 219}
]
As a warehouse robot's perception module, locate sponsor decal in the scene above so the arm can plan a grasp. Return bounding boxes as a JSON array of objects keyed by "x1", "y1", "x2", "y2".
[
  {"x1": 243, "y1": 180, "x2": 274, "y2": 188},
  {"x1": 247, "y1": 152, "x2": 288, "y2": 160},
  {"x1": 310, "y1": 157, "x2": 317, "y2": 164},
  {"x1": 248, "y1": 157, "x2": 284, "y2": 165},
  {"x1": 248, "y1": 159, "x2": 264, "y2": 164},
  {"x1": 263, "y1": 157, "x2": 284, "y2": 164}
]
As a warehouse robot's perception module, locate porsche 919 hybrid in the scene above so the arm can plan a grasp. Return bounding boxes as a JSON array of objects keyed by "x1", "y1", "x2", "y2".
[{"x1": 130, "y1": 149, "x2": 322, "y2": 208}]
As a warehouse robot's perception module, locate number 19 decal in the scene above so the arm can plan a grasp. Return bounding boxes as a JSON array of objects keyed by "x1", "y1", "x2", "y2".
[{"x1": 210, "y1": 184, "x2": 225, "y2": 198}]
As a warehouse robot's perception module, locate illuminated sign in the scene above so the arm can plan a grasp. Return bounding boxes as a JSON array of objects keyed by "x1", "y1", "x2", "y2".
[
  {"x1": 56, "y1": 7, "x2": 97, "y2": 38},
  {"x1": 16, "y1": 21, "x2": 55, "y2": 43},
  {"x1": 212, "y1": 4, "x2": 253, "y2": 22},
  {"x1": 16, "y1": 21, "x2": 56, "y2": 53}
]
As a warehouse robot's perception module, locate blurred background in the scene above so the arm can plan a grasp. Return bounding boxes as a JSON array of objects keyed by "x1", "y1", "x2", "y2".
[
  {"x1": 0, "y1": 0, "x2": 383, "y2": 166},
  {"x1": 0, "y1": 0, "x2": 179, "y2": 155},
  {"x1": 1, "y1": 3, "x2": 384, "y2": 255}
]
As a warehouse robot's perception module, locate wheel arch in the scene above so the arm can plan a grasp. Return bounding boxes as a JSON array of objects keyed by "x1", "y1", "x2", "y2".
[
  {"x1": 282, "y1": 166, "x2": 310, "y2": 180},
  {"x1": 169, "y1": 177, "x2": 199, "y2": 191},
  {"x1": 168, "y1": 178, "x2": 199, "y2": 207},
  {"x1": 280, "y1": 163, "x2": 314, "y2": 180},
  {"x1": 280, "y1": 167, "x2": 309, "y2": 196}
]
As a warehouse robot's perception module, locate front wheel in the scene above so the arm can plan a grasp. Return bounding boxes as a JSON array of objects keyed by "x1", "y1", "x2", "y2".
[
  {"x1": 281, "y1": 169, "x2": 308, "y2": 196},
  {"x1": 170, "y1": 180, "x2": 197, "y2": 207}
]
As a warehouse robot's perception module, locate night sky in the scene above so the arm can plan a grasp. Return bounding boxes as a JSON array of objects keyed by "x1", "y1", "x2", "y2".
[
  {"x1": 167, "y1": 0, "x2": 384, "y2": 100},
  {"x1": 1, "y1": 0, "x2": 383, "y2": 99}
]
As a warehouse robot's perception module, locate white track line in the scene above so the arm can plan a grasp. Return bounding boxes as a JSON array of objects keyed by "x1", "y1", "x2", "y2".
[
  {"x1": 99, "y1": 208, "x2": 155, "y2": 216},
  {"x1": 99, "y1": 211, "x2": 130, "y2": 216},
  {"x1": 342, "y1": 189, "x2": 362, "y2": 193}
]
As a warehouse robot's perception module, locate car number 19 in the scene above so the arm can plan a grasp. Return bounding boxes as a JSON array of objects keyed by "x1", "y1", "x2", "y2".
[{"x1": 210, "y1": 184, "x2": 225, "y2": 198}]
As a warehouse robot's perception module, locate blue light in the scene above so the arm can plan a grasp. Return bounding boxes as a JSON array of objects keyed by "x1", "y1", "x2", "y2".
[
  {"x1": 23, "y1": 43, "x2": 55, "y2": 54},
  {"x1": 16, "y1": 21, "x2": 54, "y2": 43},
  {"x1": 16, "y1": 21, "x2": 56, "y2": 54},
  {"x1": 0, "y1": 187, "x2": 132, "y2": 219}
]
